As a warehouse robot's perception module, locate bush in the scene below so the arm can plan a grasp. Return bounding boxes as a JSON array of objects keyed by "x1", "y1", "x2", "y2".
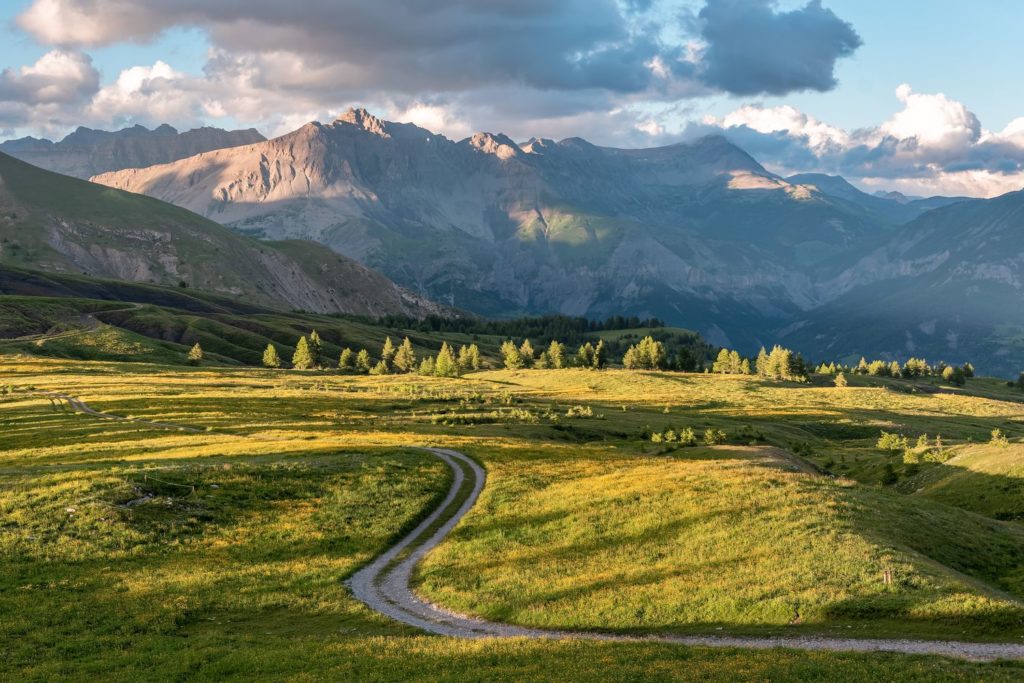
[
  {"x1": 565, "y1": 405, "x2": 594, "y2": 418},
  {"x1": 877, "y1": 431, "x2": 909, "y2": 454},
  {"x1": 703, "y1": 428, "x2": 726, "y2": 446},
  {"x1": 990, "y1": 429, "x2": 1009, "y2": 448}
]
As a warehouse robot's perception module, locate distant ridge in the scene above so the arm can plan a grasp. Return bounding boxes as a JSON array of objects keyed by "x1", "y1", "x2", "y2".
[{"x1": 0, "y1": 124, "x2": 266, "y2": 178}]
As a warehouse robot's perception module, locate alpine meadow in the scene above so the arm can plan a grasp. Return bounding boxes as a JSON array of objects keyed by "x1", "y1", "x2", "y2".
[{"x1": 3, "y1": 1, "x2": 1024, "y2": 681}]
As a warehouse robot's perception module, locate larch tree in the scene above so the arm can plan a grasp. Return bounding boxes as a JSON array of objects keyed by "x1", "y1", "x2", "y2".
[
  {"x1": 381, "y1": 337, "x2": 396, "y2": 370},
  {"x1": 262, "y1": 343, "x2": 282, "y2": 368},
  {"x1": 291, "y1": 336, "x2": 314, "y2": 370},
  {"x1": 546, "y1": 340, "x2": 566, "y2": 369},
  {"x1": 501, "y1": 340, "x2": 524, "y2": 370},
  {"x1": 592, "y1": 340, "x2": 607, "y2": 369},
  {"x1": 434, "y1": 342, "x2": 460, "y2": 377},
  {"x1": 308, "y1": 330, "x2": 323, "y2": 368},
  {"x1": 355, "y1": 349, "x2": 372, "y2": 373},
  {"x1": 518, "y1": 339, "x2": 535, "y2": 368},
  {"x1": 393, "y1": 337, "x2": 416, "y2": 373},
  {"x1": 187, "y1": 342, "x2": 204, "y2": 366}
]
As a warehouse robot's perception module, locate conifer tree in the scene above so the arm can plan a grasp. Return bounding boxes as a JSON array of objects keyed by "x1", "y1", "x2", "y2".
[
  {"x1": 187, "y1": 342, "x2": 203, "y2": 366},
  {"x1": 465, "y1": 344, "x2": 481, "y2": 370},
  {"x1": 419, "y1": 356, "x2": 436, "y2": 376},
  {"x1": 740, "y1": 358, "x2": 752, "y2": 375},
  {"x1": 262, "y1": 343, "x2": 282, "y2": 368},
  {"x1": 834, "y1": 372, "x2": 848, "y2": 388},
  {"x1": 339, "y1": 348, "x2": 356, "y2": 371},
  {"x1": 756, "y1": 347, "x2": 769, "y2": 377},
  {"x1": 308, "y1": 330, "x2": 323, "y2": 368},
  {"x1": 434, "y1": 342, "x2": 459, "y2": 377},
  {"x1": 622, "y1": 345, "x2": 640, "y2": 370},
  {"x1": 292, "y1": 337, "x2": 314, "y2": 370},
  {"x1": 729, "y1": 350, "x2": 742, "y2": 374},
  {"x1": 712, "y1": 348, "x2": 731, "y2": 374},
  {"x1": 393, "y1": 337, "x2": 416, "y2": 373},
  {"x1": 576, "y1": 342, "x2": 595, "y2": 368},
  {"x1": 356, "y1": 349, "x2": 372, "y2": 373},
  {"x1": 592, "y1": 340, "x2": 607, "y2": 369},
  {"x1": 519, "y1": 339, "x2": 535, "y2": 368},
  {"x1": 546, "y1": 340, "x2": 566, "y2": 369},
  {"x1": 856, "y1": 357, "x2": 869, "y2": 375},
  {"x1": 501, "y1": 340, "x2": 524, "y2": 369},
  {"x1": 381, "y1": 337, "x2": 396, "y2": 369}
]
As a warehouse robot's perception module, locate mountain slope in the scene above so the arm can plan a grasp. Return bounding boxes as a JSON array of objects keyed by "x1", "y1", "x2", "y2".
[
  {"x1": 0, "y1": 151, "x2": 445, "y2": 318},
  {"x1": 786, "y1": 173, "x2": 973, "y2": 224},
  {"x1": 783, "y1": 188, "x2": 1024, "y2": 373},
  {"x1": 92, "y1": 109, "x2": 889, "y2": 348},
  {"x1": 1, "y1": 124, "x2": 266, "y2": 179}
]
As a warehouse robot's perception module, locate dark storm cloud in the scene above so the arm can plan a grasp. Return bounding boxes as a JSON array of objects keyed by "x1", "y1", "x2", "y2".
[
  {"x1": 18, "y1": 0, "x2": 860, "y2": 99},
  {"x1": 697, "y1": 0, "x2": 862, "y2": 95}
]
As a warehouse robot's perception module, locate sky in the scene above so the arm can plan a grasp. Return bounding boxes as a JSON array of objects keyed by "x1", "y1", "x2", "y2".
[{"x1": 1, "y1": 0, "x2": 1022, "y2": 197}]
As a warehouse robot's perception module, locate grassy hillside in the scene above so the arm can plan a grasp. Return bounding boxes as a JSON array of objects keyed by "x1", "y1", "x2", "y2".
[
  {"x1": 3, "y1": 358, "x2": 1024, "y2": 680},
  {"x1": 0, "y1": 152, "x2": 443, "y2": 317},
  {"x1": 904, "y1": 443, "x2": 1024, "y2": 521}
]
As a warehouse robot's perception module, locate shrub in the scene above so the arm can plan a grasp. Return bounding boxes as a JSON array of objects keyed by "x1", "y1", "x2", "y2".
[
  {"x1": 703, "y1": 428, "x2": 726, "y2": 446},
  {"x1": 990, "y1": 429, "x2": 1010, "y2": 448},
  {"x1": 877, "y1": 431, "x2": 909, "y2": 454},
  {"x1": 565, "y1": 405, "x2": 593, "y2": 418}
]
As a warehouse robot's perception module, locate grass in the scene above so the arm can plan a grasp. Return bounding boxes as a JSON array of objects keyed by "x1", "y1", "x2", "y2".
[
  {"x1": 3, "y1": 357, "x2": 1024, "y2": 680},
  {"x1": 904, "y1": 443, "x2": 1024, "y2": 520}
]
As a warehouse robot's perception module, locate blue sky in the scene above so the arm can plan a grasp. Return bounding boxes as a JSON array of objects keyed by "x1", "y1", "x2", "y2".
[{"x1": 1, "y1": 1, "x2": 1023, "y2": 196}]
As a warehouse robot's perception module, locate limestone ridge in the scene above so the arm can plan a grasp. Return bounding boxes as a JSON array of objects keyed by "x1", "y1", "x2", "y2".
[
  {"x1": 86, "y1": 109, "x2": 1024, "y2": 371},
  {"x1": 0, "y1": 124, "x2": 267, "y2": 179},
  {"x1": 0, "y1": 151, "x2": 447, "y2": 319}
]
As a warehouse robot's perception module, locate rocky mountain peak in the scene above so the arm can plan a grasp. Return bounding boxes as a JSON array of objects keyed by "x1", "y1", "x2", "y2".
[
  {"x1": 464, "y1": 132, "x2": 521, "y2": 159},
  {"x1": 335, "y1": 107, "x2": 392, "y2": 137}
]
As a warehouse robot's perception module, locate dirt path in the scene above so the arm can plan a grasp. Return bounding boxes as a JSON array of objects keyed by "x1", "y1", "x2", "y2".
[
  {"x1": 42, "y1": 396, "x2": 1024, "y2": 662},
  {"x1": 41, "y1": 391, "x2": 204, "y2": 433},
  {"x1": 348, "y1": 447, "x2": 1024, "y2": 662}
]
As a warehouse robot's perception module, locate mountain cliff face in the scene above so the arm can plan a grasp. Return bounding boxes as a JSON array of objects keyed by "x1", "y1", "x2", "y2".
[
  {"x1": 88, "y1": 108, "x2": 1024, "y2": 373},
  {"x1": 0, "y1": 124, "x2": 266, "y2": 179},
  {"x1": 0, "y1": 151, "x2": 445, "y2": 319},
  {"x1": 92, "y1": 108, "x2": 891, "y2": 349},
  {"x1": 783, "y1": 190, "x2": 1024, "y2": 373}
]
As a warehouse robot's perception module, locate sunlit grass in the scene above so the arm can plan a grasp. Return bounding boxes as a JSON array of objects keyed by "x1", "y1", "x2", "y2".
[{"x1": 3, "y1": 357, "x2": 1024, "y2": 679}]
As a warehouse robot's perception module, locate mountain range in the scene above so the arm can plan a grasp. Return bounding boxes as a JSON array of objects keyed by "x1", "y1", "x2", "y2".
[
  {"x1": 0, "y1": 151, "x2": 444, "y2": 319},
  {"x1": 0, "y1": 124, "x2": 265, "y2": 179},
  {"x1": 4, "y1": 109, "x2": 1023, "y2": 374}
]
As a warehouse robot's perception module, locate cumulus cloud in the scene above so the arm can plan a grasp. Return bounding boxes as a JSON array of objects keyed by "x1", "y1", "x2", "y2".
[
  {"x1": 699, "y1": 84, "x2": 1024, "y2": 197},
  {"x1": 697, "y1": 0, "x2": 861, "y2": 95},
  {"x1": 0, "y1": 50, "x2": 99, "y2": 105},
  {"x1": 8, "y1": 0, "x2": 862, "y2": 140}
]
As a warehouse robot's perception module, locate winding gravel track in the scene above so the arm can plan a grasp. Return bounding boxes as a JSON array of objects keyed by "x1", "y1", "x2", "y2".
[
  {"x1": 348, "y1": 447, "x2": 1024, "y2": 662},
  {"x1": 41, "y1": 391, "x2": 204, "y2": 433},
  {"x1": 42, "y1": 395, "x2": 1024, "y2": 662}
]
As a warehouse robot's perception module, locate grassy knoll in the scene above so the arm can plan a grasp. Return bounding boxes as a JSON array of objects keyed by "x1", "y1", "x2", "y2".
[
  {"x1": 3, "y1": 358, "x2": 1024, "y2": 680},
  {"x1": 904, "y1": 443, "x2": 1024, "y2": 520}
]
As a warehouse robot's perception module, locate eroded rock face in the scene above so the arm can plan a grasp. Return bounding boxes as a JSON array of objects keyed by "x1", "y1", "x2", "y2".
[
  {"x1": 0, "y1": 151, "x2": 448, "y2": 319},
  {"x1": 91, "y1": 109, "x2": 889, "y2": 342},
  {"x1": 0, "y1": 124, "x2": 267, "y2": 179},
  {"x1": 89, "y1": 109, "x2": 1024, "y2": 370}
]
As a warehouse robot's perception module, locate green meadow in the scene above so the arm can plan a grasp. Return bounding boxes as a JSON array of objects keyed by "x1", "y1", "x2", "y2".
[{"x1": 2, "y1": 357, "x2": 1024, "y2": 681}]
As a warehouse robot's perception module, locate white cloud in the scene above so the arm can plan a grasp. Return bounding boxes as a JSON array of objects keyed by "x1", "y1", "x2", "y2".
[
  {"x1": 878, "y1": 84, "x2": 980, "y2": 148},
  {"x1": 0, "y1": 50, "x2": 99, "y2": 105},
  {"x1": 708, "y1": 104, "x2": 848, "y2": 152},
  {"x1": 701, "y1": 84, "x2": 1024, "y2": 198}
]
